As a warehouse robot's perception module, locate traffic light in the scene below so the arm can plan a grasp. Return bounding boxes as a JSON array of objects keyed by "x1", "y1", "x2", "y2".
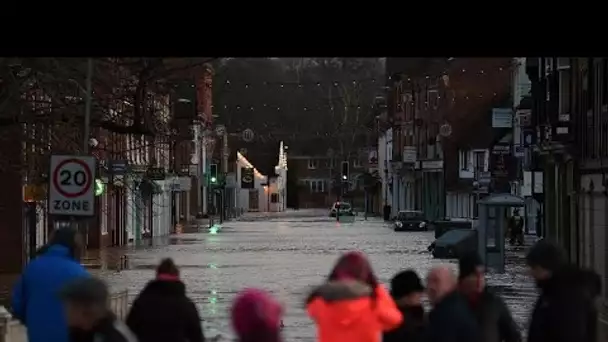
[
  {"x1": 341, "y1": 161, "x2": 349, "y2": 180},
  {"x1": 209, "y1": 164, "x2": 218, "y2": 184}
]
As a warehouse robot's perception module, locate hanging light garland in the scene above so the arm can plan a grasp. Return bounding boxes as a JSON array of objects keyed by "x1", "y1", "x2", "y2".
[
  {"x1": 212, "y1": 63, "x2": 514, "y2": 112},
  {"x1": 214, "y1": 63, "x2": 514, "y2": 89}
]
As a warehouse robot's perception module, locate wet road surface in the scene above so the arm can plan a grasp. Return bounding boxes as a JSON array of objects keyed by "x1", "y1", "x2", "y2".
[{"x1": 102, "y1": 210, "x2": 537, "y2": 341}]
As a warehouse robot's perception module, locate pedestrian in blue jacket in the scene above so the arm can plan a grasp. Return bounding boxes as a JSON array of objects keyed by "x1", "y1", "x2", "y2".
[{"x1": 11, "y1": 227, "x2": 90, "y2": 342}]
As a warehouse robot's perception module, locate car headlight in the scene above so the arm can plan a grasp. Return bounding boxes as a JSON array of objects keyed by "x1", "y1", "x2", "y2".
[
  {"x1": 419, "y1": 222, "x2": 427, "y2": 228},
  {"x1": 396, "y1": 221, "x2": 403, "y2": 228}
]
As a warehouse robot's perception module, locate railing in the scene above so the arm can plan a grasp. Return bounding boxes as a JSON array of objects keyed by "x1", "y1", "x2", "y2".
[{"x1": 0, "y1": 290, "x2": 129, "y2": 342}]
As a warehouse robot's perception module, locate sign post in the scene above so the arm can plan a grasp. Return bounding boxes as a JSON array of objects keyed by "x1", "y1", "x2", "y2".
[{"x1": 49, "y1": 155, "x2": 96, "y2": 217}]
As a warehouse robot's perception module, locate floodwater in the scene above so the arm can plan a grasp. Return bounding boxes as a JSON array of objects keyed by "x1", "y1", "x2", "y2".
[{"x1": 102, "y1": 210, "x2": 537, "y2": 341}]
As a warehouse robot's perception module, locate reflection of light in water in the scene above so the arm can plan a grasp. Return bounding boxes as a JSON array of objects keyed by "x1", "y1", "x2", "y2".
[{"x1": 208, "y1": 289, "x2": 218, "y2": 315}]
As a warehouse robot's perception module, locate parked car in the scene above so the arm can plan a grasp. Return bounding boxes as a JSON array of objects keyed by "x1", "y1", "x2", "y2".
[
  {"x1": 329, "y1": 202, "x2": 354, "y2": 217},
  {"x1": 394, "y1": 210, "x2": 428, "y2": 232},
  {"x1": 429, "y1": 229, "x2": 477, "y2": 259}
]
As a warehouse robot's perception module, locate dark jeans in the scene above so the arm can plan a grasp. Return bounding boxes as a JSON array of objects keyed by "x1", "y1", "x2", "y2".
[{"x1": 509, "y1": 229, "x2": 523, "y2": 245}]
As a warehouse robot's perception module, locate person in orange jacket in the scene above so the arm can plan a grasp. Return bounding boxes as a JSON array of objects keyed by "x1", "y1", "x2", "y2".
[{"x1": 306, "y1": 251, "x2": 403, "y2": 342}]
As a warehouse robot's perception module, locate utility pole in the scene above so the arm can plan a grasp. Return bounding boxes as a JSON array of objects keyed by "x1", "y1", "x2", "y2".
[{"x1": 80, "y1": 58, "x2": 93, "y2": 246}]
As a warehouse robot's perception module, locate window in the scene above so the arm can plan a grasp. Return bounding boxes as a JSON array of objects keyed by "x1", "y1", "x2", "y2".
[
  {"x1": 353, "y1": 159, "x2": 362, "y2": 168},
  {"x1": 308, "y1": 180, "x2": 325, "y2": 193},
  {"x1": 559, "y1": 68, "x2": 571, "y2": 115},
  {"x1": 307, "y1": 159, "x2": 318, "y2": 169},
  {"x1": 428, "y1": 90, "x2": 438, "y2": 109},
  {"x1": 603, "y1": 58, "x2": 608, "y2": 106},
  {"x1": 474, "y1": 151, "x2": 485, "y2": 177},
  {"x1": 271, "y1": 193, "x2": 279, "y2": 203},
  {"x1": 460, "y1": 150, "x2": 469, "y2": 170}
]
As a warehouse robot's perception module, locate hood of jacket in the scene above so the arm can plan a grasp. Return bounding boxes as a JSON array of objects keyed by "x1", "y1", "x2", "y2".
[
  {"x1": 141, "y1": 279, "x2": 187, "y2": 297},
  {"x1": 307, "y1": 280, "x2": 374, "y2": 327},
  {"x1": 542, "y1": 265, "x2": 601, "y2": 300},
  {"x1": 42, "y1": 244, "x2": 73, "y2": 259}
]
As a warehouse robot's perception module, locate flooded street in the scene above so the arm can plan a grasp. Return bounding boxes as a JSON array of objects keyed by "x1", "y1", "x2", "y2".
[{"x1": 103, "y1": 210, "x2": 537, "y2": 341}]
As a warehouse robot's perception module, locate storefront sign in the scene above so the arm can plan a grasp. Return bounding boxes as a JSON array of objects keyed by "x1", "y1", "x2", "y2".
[
  {"x1": 241, "y1": 167, "x2": 254, "y2": 189},
  {"x1": 421, "y1": 160, "x2": 443, "y2": 170},
  {"x1": 146, "y1": 167, "x2": 166, "y2": 181}
]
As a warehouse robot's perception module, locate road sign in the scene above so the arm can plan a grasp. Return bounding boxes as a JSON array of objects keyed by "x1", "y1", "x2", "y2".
[
  {"x1": 49, "y1": 155, "x2": 96, "y2": 216},
  {"x1": 242, "y1": 128, "x2": 255, "y2": 142}
]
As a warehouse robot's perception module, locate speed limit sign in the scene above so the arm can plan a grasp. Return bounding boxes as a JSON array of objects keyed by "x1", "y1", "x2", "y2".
[{"x1": 49, "y1": 155, "x2": 96, "y2": 216}]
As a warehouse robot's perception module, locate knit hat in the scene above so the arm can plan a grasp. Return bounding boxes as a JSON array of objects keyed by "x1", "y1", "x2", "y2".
[
  {"x1": 156, "y1": 258, "x2": 180, "y2": 281},
  {"x1": 231, "y1": 288, "x2": 282, "y2": 341},
  {"x1": 390, "y1": 270, "x2": 424, "y2": 299},
  {"x1": 526, "y1": 239, "x2": 566, "y2": 272},
  {"x1": 458, "y1": 252, "x2": 484, "y2": 280}
]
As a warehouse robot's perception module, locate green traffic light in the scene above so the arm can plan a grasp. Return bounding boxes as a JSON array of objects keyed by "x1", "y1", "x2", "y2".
[
  {"x1": 210, "y1": 177, "x2": 217, "y2": 183},
  {"x1": 95, "y1": 179, "x2": 105, "y2": 196}
]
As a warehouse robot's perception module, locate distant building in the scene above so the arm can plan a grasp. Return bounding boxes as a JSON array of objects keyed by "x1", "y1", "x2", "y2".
[
  {"x1": 288, "y1": 151, "x2": 370, "y2": 209},
  {"x1": 235, "y1": 152, "x2": 269, "y2": 212}
]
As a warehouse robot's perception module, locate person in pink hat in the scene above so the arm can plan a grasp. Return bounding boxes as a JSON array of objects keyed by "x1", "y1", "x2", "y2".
[{"x1": 231, "y1": 288, "x2": 283, "y2": 342}]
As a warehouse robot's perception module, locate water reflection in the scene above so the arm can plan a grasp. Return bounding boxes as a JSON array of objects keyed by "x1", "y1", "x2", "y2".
[{"x1": 103, "y1": 215, "x2": 535, "y2": 341}]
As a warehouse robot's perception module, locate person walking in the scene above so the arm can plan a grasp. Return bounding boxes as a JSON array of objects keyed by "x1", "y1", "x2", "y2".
[
  {"x1": 458, "y1": 252, "x2": 521, "y2": 342},
  {"x1": 11, "y1": 227, "x2": 89, "y2": 342},
  {"x1": 508, "y1": 209, "x2": 524, "y2": 246},
  {"x1": 383, "y1": 270, "x2": 426, "y2": 342},
  {"x1": 232, "y1": 288, "x2": 283, "y2": 342},
  {"x1": 126, "y1": 258, "x2": 205, "y2": 342},
  {"x1": 60, "y1": 277, "x2": 136, "y2": 342},
  {"x1": 306, "y1": 251, "x2": 402, "y2": 342},
  {"x1": 426, "y1": 266, "x2": 480, "y2": 342},
  {"x1": 526, "y1": 239, "x2": 601, "y2": 342}
]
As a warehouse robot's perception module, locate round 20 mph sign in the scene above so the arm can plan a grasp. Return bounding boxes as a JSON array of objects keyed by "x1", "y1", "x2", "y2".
[{"x1": 49, "y1": 155, "x2": 97, "y2": 216}]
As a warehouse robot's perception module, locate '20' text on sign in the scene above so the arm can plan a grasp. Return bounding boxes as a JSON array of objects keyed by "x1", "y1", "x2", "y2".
[{"x1": 49, "y1": 155, "x2": 97, "y2": 216}]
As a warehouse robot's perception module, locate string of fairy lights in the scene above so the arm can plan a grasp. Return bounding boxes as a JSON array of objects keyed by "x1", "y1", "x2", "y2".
[{"x1": 212, "y1": 63, "x2": 515, "y2": 112}]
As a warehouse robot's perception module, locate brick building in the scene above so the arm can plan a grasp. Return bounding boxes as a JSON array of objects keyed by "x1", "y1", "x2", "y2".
[
  {"x1": 0, "y1": 60, "x2": 214, "y2": 275},
  {"x1": 288, "y1": 153, "x2": 370, "y2": 209},
  {"x1": 528, "y1": 58, "x2": 608, "y2": 300},
  {"x1": 385, "y1": 58, "x2": 512, "y2": 221}
]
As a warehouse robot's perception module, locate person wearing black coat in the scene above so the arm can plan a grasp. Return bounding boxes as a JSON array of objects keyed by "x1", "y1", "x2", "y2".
[
  {"x1": 458, "y1": 252, "x2": 521, "y2": 342},
  {"x1": 426, "y1": 266, "x2": 480, "y2": 342},
  {"x1": 126, "y1": 258, "x2": 205, "y2": 342},
  {"x1": 526, "y1": 240, "x2": 601, "y2": 342},
  {"x1": 383, "y1": 270, "x2": 426, "y2": 342}
]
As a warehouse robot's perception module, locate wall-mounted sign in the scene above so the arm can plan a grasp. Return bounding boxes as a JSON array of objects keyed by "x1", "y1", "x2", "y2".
[
  {"x1": 109, "y1": 160, "x2": 129, "y2": 175},
  {"x1": 492, "y1": 108, "x2": 513, "y2": 128},
  {"x1": 241, "y1": 167, "x2": 254, "y2": 189},
  {"x1": 146, "y1": 167, "x2": 166, "y2": 181}
]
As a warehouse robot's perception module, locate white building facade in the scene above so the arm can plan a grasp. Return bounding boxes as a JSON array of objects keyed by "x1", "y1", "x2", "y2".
[
  {"x1": 271, "y1": 141, "x2": 288, "y2": 212},
  {"x1": 236, "y1": 152, "x2": 269, "y2": 213}
]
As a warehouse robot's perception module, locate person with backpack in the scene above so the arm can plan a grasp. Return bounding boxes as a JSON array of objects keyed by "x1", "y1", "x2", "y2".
[
  {"x1": 126, "y1": 258, "x2": 205, "y2": 342},
  {"x1": 11, "y1": 227, "x2": 89, "y2": 342}
]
